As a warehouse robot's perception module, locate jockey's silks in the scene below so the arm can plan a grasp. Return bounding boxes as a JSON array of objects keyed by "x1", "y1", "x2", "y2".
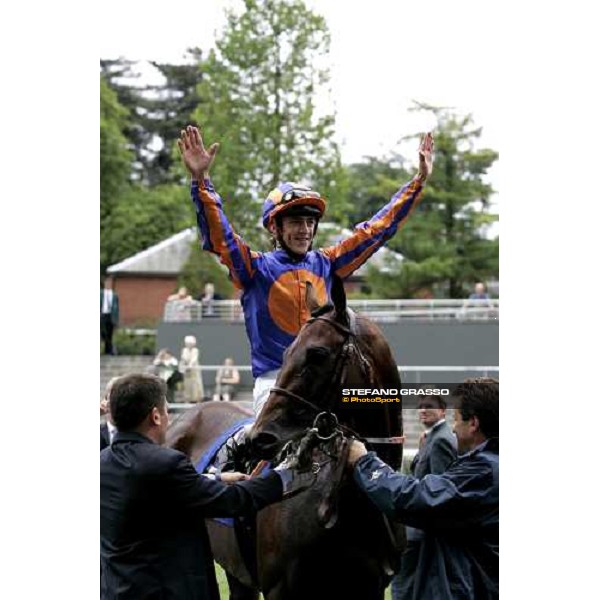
[{"x1": 191, "y1": 177, "x2": 424, "y2": 378}]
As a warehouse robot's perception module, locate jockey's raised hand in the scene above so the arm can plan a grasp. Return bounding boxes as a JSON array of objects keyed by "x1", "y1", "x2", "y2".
[
  {"x1": 417, "y1": 132, "x2": 434, "y2": 182},
  {"x1": 178, "y1": 125, "x2": 220, "y2": 180}
]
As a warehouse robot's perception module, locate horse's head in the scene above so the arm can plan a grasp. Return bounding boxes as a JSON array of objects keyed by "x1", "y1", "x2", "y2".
[
  {"x1": 250, "y1": 275, "x2": 349, "y2": 458},
  {"x1": 250, "y1": 277, "x2": 401, "y2": 459}
]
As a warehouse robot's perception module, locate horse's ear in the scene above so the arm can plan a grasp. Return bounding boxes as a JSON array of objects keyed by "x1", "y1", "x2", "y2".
[
  {"x1": 330, "y1": 275, "x2": 348, "y2": 325},
  {"x1": 305, "y1": 281, "x2": 323, "y2": 314}
]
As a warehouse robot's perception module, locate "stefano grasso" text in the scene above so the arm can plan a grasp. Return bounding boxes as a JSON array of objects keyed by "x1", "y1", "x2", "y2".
[{"x1": 341, "y1": 388, "x2": 450, "y2": 396}]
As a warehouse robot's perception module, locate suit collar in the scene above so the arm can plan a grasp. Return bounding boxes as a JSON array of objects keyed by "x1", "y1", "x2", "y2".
[
  {"x1": 463, "y1": 437, "x2": 498, "y2": 458},
  {"x1": 112, "y1": 431, "x2": 156, "y2": 446},
  {"x1": 425, "y1": 418, "x2": 447, "y2": 436}
]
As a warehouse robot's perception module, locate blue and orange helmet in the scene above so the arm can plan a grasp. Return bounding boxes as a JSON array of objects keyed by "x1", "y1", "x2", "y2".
[{"x1": 262, "y1": 182, "x2": 326, "y2": 229}]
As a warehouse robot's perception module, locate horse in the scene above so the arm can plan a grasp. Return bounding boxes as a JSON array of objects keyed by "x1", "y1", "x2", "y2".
[{"x1": 167, "y1": 275, "x2": 406, "y2": 600}]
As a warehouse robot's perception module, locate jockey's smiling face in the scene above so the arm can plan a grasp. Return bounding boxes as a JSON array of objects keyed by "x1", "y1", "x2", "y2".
[{"x1": 272, "y1": 215, "x2": 316, "y2": 256}]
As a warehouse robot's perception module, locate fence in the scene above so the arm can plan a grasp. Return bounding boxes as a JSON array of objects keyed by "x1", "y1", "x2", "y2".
[{"x1": 163, "y1": 298, "x2": 499, "y2": 323}]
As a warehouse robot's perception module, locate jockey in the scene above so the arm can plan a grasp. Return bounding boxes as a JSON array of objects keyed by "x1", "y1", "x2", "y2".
[{"x1": 178, "y1": 126, "x2": 434, "y2": 415}]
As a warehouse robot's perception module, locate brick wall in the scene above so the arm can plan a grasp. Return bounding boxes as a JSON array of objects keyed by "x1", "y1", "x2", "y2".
[{"x1": 114, "y1": 276, "x2": 178, "y2": 325}]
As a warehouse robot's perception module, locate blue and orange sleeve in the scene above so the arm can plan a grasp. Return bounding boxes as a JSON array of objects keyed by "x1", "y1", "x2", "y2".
[
  {"x1": 320, "y1": 177, "x2": 424, "y2": 279},
  {"x1": 191, "y1": 178, "x2": 257, "y2": 289}
]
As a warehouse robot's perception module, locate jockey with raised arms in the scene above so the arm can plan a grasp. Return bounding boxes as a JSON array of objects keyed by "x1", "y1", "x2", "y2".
[{"x1": 178, "y1": 126, "x2": 434, "y2": 415}]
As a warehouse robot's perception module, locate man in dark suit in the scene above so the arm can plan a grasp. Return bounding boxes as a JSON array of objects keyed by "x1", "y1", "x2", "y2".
[
  {"x1": 100, "y1": 373, "x2": 288, "y2": 600},
  {"x1": 100, "y1": 275, "x2": 119, "y2": 355},
  {"x1": 391, "y1": 393, "x2": 458, "y2": 599},
  {"x1": 349, "y1": 378, "x2": 499, "y2": 600},
  {"x1": 412, "y1": 394, "x2": 457, "y2": 478}
]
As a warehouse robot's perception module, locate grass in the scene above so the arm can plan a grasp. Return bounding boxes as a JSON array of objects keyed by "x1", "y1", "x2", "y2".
[{"x1": 215, "y1": 563, "x2": 393, "y2": 599}]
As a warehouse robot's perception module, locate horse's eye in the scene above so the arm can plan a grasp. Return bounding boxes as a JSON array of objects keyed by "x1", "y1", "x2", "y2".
[{"x1": 305, "y1": 347, "x2": 329, "y2": 364}]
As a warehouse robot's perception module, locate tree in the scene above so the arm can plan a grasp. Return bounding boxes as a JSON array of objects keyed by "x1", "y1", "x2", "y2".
[
  {"x1": 100, "y1": 59, "x2": 148, "y2": 183},
  {"x1": 101, "y1": 52, "x2": 205, "y2": 186},
  {"x1": 141, "y1": 49, "x2": 205, "y2": 185},
  {"x1": 362, "y1": 106, "x2": 499, "y2": 298},
  {"x1": 100, "y1": 56, "x2": 205, "y2": 273},
  {"x1": 188, "y1": 0, "x2": 347, "y2": 246},
  {"x1": 102, "y1": 184, "x2": 194, "y2": 269},
  {"x1": 100, "y1": 75, "x2": 133, "y2": 272}
]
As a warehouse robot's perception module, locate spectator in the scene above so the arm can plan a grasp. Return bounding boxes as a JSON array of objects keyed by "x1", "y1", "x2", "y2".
[
  {"x1": 391, "y1": 390, "x2": 458, "y2": 600},
  {"x1": 165, "y1": 286, "x2": 195, "y2": 322},
  {"x1": 213, "y1": 357, "x2": 240, "y2": 402},
  {"x1": 199, "y1": 282, "x2": 223, "y2": 318},
  {"x1": 348, "y1": 378, "x2": 499, "y2": 600},
  {"x1": 469, "y1": 282, "x2": 490, "y2": 301},
  {"x1": 179, "y1": 335, "x2": 204, "y2": 402},
  {"x1": 462, "y1": 282, "x2": 494, "y2": 319},
  {"x1": 149, "y1": 349, "x2": 181, "y2": 403},
  {"x1": 100, "y1": 373, "x2": 291, "y2": 600},
  {"x1": 100, "y1": 276, "x2": 119, "y2": 355},
  {"x1": 100, "y1": 376, "x2": 119, "y2": 450}
]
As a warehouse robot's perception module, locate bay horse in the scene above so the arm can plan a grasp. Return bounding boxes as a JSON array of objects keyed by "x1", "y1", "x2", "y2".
[{"x1": 167, "y1": 276, "x2": 405, "y2": 600}]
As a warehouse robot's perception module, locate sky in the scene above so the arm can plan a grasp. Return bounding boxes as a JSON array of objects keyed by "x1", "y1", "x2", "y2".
[{"x1": 99, "y1": 0, "x2": 500, "y2": 223}]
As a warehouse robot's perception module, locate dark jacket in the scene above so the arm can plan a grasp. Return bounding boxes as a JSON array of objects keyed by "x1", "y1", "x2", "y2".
[
  {"x1": 100, "y1": 289, "x2": 119, "y2": 325},
  {"x1": 100, "y1": 423, "x2": 110, "y2": 451},
  {"x1": 100, "y1": 431, "x2": 283, "y2": 600},
  {"x1": 398, "y1": 420, "x2": 458, "y2": 599},
  {"x1": 355, "y1": 439, "x2": 499, "y2": 600}
]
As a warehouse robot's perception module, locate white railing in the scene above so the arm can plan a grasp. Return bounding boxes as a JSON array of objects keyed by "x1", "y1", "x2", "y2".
[
  {"x1": 179, "y1": 365, "x2": 499, "y2": 374},
  {"x1": 163, "y1": 299, "x2": 499, "y2": 323}
]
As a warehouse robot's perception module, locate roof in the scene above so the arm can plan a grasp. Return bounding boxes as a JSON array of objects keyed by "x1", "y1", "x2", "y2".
[
  {"x1": 107, "y1": 224, "x2": 404, "y2": 277},
  {"x1": 107, "y1": 228, "x2": 197, "y2": 275}
]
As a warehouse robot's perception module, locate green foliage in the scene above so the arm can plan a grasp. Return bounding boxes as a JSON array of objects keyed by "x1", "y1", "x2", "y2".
[
  {"x1": 143, "y1": 50, "x2": 205, "y2": 185},
  {"x1": 100, "y1": 76, "x2": 133, "y2": 271},
  {"x1": 177, "y1": 242, "x2": 236, "y2": 299},
  {"x1": 191, "y1": 0, "x2": 346, "y2": 247},
  {"x1": 101, "y1": 53, "x2": 205, "y2": 186},
  {"x1": 108, "y1": 329, "x2": 157, "y2": 356},
  {"x1": 102, "y1": 184, "x2": 194, "y2": 269},
  {"x1": 358, "y1": 106, "x2": 498, "y2": 299},
  {"x1": 343, "y1": 155, "x2": 410, "y2": 227}
]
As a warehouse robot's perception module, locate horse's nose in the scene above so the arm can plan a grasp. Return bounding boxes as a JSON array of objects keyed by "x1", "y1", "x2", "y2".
[{"x1": 250, "y1": 431, "x2": 280, "y2": 459}]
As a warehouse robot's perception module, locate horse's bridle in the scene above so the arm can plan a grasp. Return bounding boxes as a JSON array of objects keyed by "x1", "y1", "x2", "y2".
[{"x1": 269, "y1": 312, "x2": 404, "y2": 447}]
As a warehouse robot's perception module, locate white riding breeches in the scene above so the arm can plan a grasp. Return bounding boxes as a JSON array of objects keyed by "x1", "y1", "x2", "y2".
[{"x1": 252, "y1": 369, "x2": 280, "y2": 416}]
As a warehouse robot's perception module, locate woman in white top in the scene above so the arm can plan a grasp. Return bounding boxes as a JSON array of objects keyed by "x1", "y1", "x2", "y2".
[{"x1": 179, "y1": 335, "x2": 204, "y2": 402}]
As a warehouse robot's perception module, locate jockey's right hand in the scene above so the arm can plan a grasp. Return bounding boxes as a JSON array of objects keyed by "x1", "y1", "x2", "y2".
[{"x1": 178, "y1": 125, "x2": 219, "y2": 180}]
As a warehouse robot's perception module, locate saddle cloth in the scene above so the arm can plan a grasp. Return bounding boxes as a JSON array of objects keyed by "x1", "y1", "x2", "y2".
[{"x1": 194, "y1": 417, "x2": 255, "y2": 527}]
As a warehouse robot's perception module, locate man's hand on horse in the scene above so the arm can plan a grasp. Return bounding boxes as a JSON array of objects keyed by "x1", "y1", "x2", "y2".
[
  {"x1": 178, "y1": 125, "x2": 219, "y2": 181},
  {"x1": 219, "y1": 472, "x2": 250, "y2": 484},
  {"x1": 347, "y1": 440, "x2": 368, "y2": 467},
  {"x1": 417, "y1": 132, "x2": 434, "y2": 182}
]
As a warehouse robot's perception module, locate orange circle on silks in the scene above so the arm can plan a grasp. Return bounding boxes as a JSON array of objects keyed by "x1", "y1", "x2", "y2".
[{"x1": 267, "y1": 269, "x2": 329, "y2": 336}]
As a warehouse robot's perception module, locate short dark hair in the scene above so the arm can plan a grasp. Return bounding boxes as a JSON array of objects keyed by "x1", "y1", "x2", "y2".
[
  {"x1": 455, "y1": 377, "x2": 499, "y2": 439},
  {"x1": 416, "y1": 384, "x2": 447, "y2": 409},
  {"x1": 110, "y1": 374, "x2": 167, "y2": 432}
]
